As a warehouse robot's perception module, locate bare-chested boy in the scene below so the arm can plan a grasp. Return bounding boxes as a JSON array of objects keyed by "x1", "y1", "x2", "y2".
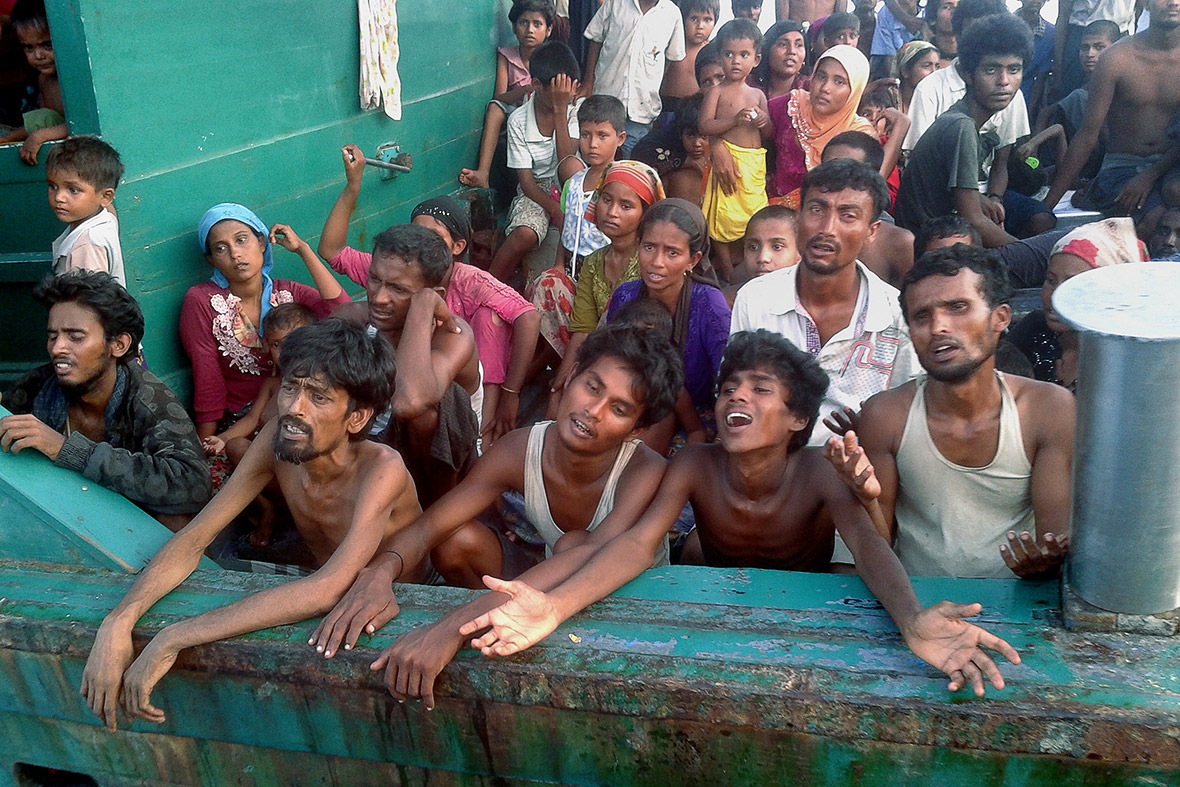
[
  {"x1": 455, "y1": 329, "x2": 1020, "y2": 699},
  {"x1": 661, "y1": 0, "x2": 718, "y2": 111},
  {"x1": 333, "y1": 224, "x2": 481, "y2": 506},
  {"x1": 700, "y1": 18, "x2": 774, "y2": 279},
  {"x1": 306, "y1": 325, "x2": 682, "y2": 702},
  {"x1": 827, "y1": 245, "x2": 1074, "y2": 580},
  {"x1": 777, "y1": 0, "x2": 847, "y2": 24},
  {"x1": 79, "y1": 319, "x2": 422, "y2": 731},
  {"x1": 1044, "y1": 0, "x2": 1180, "y2": 218}
]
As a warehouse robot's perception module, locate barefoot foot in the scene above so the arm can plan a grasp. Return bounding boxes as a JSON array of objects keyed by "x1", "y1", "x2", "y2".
[{"x1": 459, "y1": 168, "x2": 490, "y2": 188}]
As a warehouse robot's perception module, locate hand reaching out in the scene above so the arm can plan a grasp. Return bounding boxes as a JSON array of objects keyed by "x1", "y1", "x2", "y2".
[
  {"x1": 824, "y1": 431, "x2": 881, "y2": 504},
  {"x1": 458, "y1": 575, "x2": 562, "y2": 657},
  {"x1": 822, "y1": 406, "x2": 860, "y2": 437},
  {"x1": 1000, "y1": 530, "x2": 1068, "y2": 579},
  {"x1": 0, "y1": 414, "x2": 66, "y2": 460},
  {"x1": 310, "y1": 564, "x2": 401, "y2": 659},
  {"x1": 902, "y1": 601, "x2": 1021, "y2": 697}
]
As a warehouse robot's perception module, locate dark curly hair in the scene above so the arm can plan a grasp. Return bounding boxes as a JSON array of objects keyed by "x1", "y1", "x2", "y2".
[
  {"x1": 801, "y1": 158, "x2": 890, "y2": 222},
  {"x1": 34, "y1": 271, "x2": 144, "y2": 362},
  {"x1": 278, "y1": 318, "x2": 396, "y2": 421},
  {"x1": 958, "y1": 13, "x2": 1034, "y2": 75},
  {"x1": 718, "y1": 330, "x2": 831, "y2": 451},
  {"x1": 371, "y1": 223, "x2": 453, "y2": 287},
  {"x1": 951, "y1": 0, "x2": 1007, "y2": 37},
  {"x1": 900, "y1": 245, "x2": 1014, "y2": 321},
  {"x1": 573, "y1": 322, "x2": 684, "y2": 429},
  {"x1": 45, "y1": 136, "x2": 125, "y2": 192}
]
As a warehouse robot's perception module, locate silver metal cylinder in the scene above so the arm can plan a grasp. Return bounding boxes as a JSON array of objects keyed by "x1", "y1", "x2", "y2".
[{"x1": 1054, "y1": 262, "x2": 1180, "y2": 615}]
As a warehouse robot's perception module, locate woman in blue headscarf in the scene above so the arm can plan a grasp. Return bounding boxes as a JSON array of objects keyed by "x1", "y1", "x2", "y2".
[{"x1": 179, "y1": 203, "x2": 350, "y2": 443}]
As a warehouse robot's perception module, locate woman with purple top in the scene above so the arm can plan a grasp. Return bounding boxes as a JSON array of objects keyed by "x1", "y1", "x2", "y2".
[{"x1": 606, "y1": 199, "x2": 730, "y2": 411}]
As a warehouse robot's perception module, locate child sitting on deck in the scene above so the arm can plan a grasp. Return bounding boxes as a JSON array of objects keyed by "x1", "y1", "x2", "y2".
[
  {"x1": 452, "y1": 330, "x2": 1022, "y2": 701},
  {"x1": 699, "y1": 19, "x2": 773, "y2": 281},
  {"x1": 0, "y1": 0, "x2": 65, "y2": 165},
  {"x1": 458, "y1": 0, "x2": 555, "y2": 190},
  {"x1": 319, "y1": 157, "x2": 541, "y2": 446},
  {"x1": 488, "y1": 41, "x2": 583, "y2": 285},
  {"x1": 44, "y1": 136, "x2": 126, "y2": 286}
]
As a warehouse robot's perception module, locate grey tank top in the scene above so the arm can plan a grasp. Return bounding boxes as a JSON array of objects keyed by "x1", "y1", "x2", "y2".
[
  {"x1": 894, "y1": 373, "x2": 1034, "y2": 578},
  {"x1": 524, "y1": 421, "x2": 669, "y2": 566}
]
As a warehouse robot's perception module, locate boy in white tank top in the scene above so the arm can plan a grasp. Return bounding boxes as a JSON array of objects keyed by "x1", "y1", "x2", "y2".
[
  {"x1": 457, "y1": 331, "x2": 1022, "y2": 701},
  {"x1": 826, "y1": 246, "x2": 1075, "y2": 580},
  {"x1": 306, "y1": 325, "x2": 682, "y2": 707}
]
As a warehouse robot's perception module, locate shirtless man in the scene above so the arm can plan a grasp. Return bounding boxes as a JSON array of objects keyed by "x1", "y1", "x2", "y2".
[
  {"x1": 827, "y1": 245, "x2": 1074, "y2": 580},
  {"x1": 334, "y1": 224, "x2": 481, "y2": 506},
  {"x1": 819, "y1": 132, "x2": 916, "y2": 288},
  {"x1": 455, "y1": 330, "x2": 1021, "y2": 699},
  {"x1": 777, "y1": 0, "x2": 847, "y2": 24},
  {"x1": 306, "y1": 326, "x2": 680, "y2": 705},
  {"x1": 79, "y1": 319, "x2": 422, "y2": 731},
  {"x1": 1044, "y1": 0, "x2": 1180, "y2": 217}
]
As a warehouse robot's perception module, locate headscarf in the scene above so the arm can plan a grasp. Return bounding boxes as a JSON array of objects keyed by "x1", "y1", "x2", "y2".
[
  {"x1": 754, "y1": 21, "x2": 808, "y2": 88},
  {"x1": 1050, "y1": 218, "x2": 1149, "y2": 268},
  {"x1": 895, "y1": 40, "x2": 938, "y2": 80},
  {"x1": 411, "y1": 195, "x2": 472, "y2": 249},
  {"x1": 787, "y1": 44, "x2": 873, "y2": 171},
  {"x1": 197, "y1": 203, "x2": 276, "y2": 335},
  {"x1": 583, "y1": 160, "x2": 666, "y2": 227}
]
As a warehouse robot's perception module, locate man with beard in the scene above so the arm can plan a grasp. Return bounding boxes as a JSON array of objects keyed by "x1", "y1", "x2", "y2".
[
  {"x1": 80, "y1": 318, "x2": 423, "y2": 731},
  {"x1": 333, "y1": 224, "x2": 481, "y2": 506},
  {"x1": 827, "y1": 246, "x2": 1074, "y2": 579},
  {"x1": 1, "y1": 272, "x2": 209, "y2": 529},
  {"x1": 1148, "y1": 206, "x2": 1180, "y2": 260}
]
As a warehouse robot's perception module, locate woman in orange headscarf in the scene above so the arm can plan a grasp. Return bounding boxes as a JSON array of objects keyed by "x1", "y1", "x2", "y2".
[{"x1": 765, "y1": 44, "x2": 874, "y2": 208}]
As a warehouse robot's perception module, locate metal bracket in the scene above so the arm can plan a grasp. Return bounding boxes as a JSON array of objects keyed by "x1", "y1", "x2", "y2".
[{"x1": 368, "y1": 142, "x2": 413, "y2": 180}]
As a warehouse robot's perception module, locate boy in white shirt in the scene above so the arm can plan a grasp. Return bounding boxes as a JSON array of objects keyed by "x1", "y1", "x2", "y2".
[
  {"x1": 45, "y1": 136, "x2": 126, "y2": 287},
  {"x1": 583, "y1": 0, "x2": 686, "y2": 156},
  {"x1": 489, "y1": 41, "x2": 584, "y2": 284}
]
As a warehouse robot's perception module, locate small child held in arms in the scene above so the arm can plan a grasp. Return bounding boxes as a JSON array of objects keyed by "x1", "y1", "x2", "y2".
[
  {"x1": 661, "y1": 0, "x2": 718, "y2": 116},
  {"x1": 699, "y1": 19, "x2": 772, "y2": 281},
  {"x1": 44, "y1": 136, "x2": 126, "y2": 286},
  {"x1": 488, "y1": 41, "x2": 582, "y2": 284},
  {"x1": 823, "y1": 12, "x2": 861, "y2": 51},
  {"x1": 2, "y1": 0, "x2": 65, "y2": 165},
  {"x1": 557, "y1": 94, "x2": 628, "y2": 276},
  {"x1": 663, "y1": 93, "x2": 710, "y2": 203},
  {"x1": 201, "y1": 302, "x2": 315, "y2": 464},
  {"x1": 731, "y1": 0, "x2": 764, "y2": 22},
  {"x1": 723, "y1": 204, "x2": 798, "y2": 304},
  {"x1": 459, "y1": 0, "x2": 555, "y2": 189}
]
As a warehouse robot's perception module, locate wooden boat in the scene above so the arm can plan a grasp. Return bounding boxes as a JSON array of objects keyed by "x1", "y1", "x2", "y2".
[{"x1": 1, "y1": 3, "x2": 1178, "y2": 785}]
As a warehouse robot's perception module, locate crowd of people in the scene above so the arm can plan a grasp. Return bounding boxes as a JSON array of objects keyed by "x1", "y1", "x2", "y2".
[{"x1": 0, "y1": 0, "x2": 1177, "y2": 730}]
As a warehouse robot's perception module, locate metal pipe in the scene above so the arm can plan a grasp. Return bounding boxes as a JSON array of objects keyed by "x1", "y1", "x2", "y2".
[
  {"x1": 364, "y1": 155, "x2": 412, "y2": 173},
  {"x1": 1054, "y1": 262, "x2": 1180, "y2": 615}
]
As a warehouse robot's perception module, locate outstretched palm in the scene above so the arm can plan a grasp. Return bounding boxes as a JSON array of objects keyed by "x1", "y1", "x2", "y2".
[
  {"x1": 903, "y1": 601, "x2": 1021, "y2": 697},
  {"x1": 458, "y1": 576, "x2": 562, "y2": 657}
]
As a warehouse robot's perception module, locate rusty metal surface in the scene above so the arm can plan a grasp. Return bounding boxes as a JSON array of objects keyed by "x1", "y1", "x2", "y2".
[{"x1": 0, "y1": 565, "x2": 1177, "y2": 785}]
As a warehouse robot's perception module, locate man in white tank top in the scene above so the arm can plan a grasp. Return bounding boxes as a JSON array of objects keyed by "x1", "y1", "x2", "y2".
[
  {"x1": 827, "y1": 246, "x2": 1075, "y2": 580},
  {"x1": 306, "y1": 325, "x2": 682, "y2": 708}
]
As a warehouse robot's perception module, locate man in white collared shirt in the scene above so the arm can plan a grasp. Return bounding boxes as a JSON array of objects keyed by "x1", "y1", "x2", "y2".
[
  {"x1": 732, "y1": 159, "x2": 919, "y2": 565},
  {"x1": 583, "y1": 0, "x2": 685, "y2": 155},
  {"x1": 732, "y1": 160, "x2": 920, "y2": 450}
]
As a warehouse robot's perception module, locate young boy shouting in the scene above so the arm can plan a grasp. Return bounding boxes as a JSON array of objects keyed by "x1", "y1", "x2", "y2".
[
  {"x1": 44, "y1": 136, "x2": 126, "y2": 286},
  {"x1": 489, "y1": 41, "x2": 583, "y2": 284},
  {"x1": 700, "y1": 19, "x2": 773, "y2": 280},
  {"x1": 455, "y1": 330, "x2": 1022, "y2": 700}
]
